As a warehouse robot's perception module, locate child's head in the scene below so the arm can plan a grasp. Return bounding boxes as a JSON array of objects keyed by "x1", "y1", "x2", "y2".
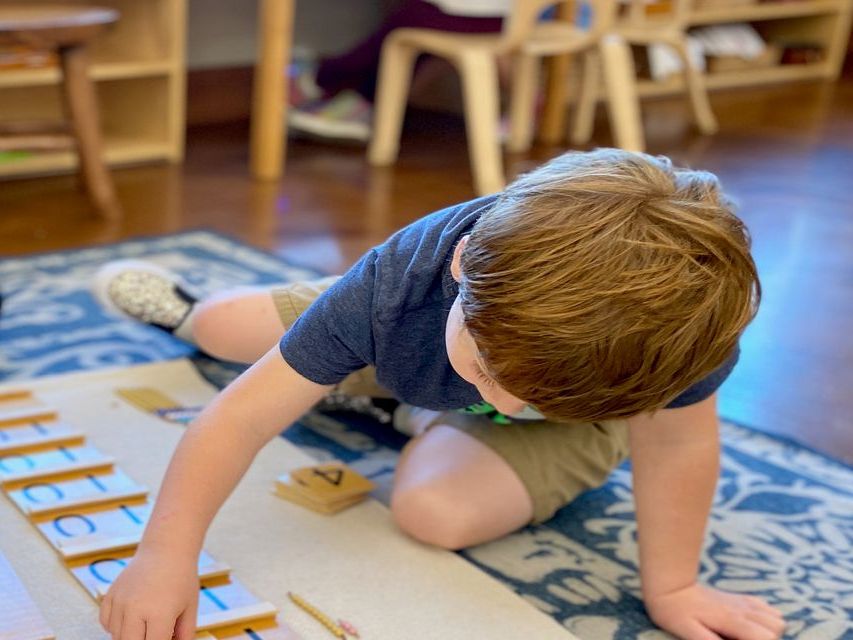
[{"x1": 446, "y1": 148, "x2": 761, "y2": 421}]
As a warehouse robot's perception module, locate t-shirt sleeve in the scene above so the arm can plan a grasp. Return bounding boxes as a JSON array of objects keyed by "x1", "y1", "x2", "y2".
[
  {"x1": 278, "y1": 250, "x2": 378, "y2": 385},
  {"x1": 665, "y1": 346, "x2": 740, "y2": 409}
]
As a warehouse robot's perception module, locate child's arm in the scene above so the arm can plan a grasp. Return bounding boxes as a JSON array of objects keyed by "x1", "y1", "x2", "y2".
[
  {"x1": 99, "y1": 347, "x2": 332, "y2": 640},
  {"x1": 628, "y1": 394, "x2": 785, "y2": 640}
]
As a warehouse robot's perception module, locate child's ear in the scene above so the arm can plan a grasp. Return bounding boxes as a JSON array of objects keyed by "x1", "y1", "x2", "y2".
[{"x1": 450, "y1": 235, "x2": 469, "y2": 283}]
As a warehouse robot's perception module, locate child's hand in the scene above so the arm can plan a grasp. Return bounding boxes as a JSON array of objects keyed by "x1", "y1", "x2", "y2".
[
  {"x1": 645, "y1": 583, "x2": 785, "y2": 640},
  {"x1": 99, "y1": 547, "x2": 199, "y2": 640}
]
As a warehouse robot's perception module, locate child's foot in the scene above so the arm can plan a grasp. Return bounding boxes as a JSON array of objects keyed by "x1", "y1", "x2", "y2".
[
  {"x1": 288, "y1": 90, "x2": 373, "y2": 143},
  {"x1": 92, "y1": 260, "x2": 197, "y2": 334}
]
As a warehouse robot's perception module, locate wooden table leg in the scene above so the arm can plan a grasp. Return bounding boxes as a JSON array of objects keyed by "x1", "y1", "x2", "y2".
[
  {"x1": 59, "y1": 43, "x2": 121, "y2": 220},
  {"x1": 538, "y1": 0, "x2": 574, "y2": 145},
  {"x1": 250, "y1": 0, "x2": 294, "y2": 181},
  {"x1": 599, "y1": 34, "x2": 644, "y2": 152}
]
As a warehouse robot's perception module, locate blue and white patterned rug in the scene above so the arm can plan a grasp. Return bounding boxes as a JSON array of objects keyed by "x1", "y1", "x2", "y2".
[{"x1": 2, "y1": 231, "x2": 851, "y2": 640}]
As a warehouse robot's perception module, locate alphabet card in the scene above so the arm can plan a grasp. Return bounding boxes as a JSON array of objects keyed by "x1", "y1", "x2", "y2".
[
  {"x1": 0, "y1": 391, "x2": 57, "y2": 428},
  {"x1": 0, "y1": 444, "x2": 113, "y2": 484},
  {"x1": 199, "y1": 618, "x2": 304, "y2": 640},
  {"x1": 0, "y1": 388, "x2": 38, "y2": 408},
  {"x1": 196, "y1": 576, "x2": 277, "y2": 632},
  {"x1": 31, "y1": 498, "x2": 151, "y2": 559},
  {"x1": 5, "y1": 467, "x2": 147, "y2": 516},
  {"x1": 67, "y1": 549, "x2": 229, "y2": 600},
  {"x1": 0, "y1": 420, "x2": 84, "y2": 455}
]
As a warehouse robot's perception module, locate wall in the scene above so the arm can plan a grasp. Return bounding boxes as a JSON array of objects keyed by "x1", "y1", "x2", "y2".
[{"x1": 187, "y1": 0, "x2": 386, "y2": 69}]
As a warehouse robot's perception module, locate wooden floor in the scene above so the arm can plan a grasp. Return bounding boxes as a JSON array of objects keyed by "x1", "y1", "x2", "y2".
[{"x1": 1, "y1": 77, "x2": 852, "y2": 464}]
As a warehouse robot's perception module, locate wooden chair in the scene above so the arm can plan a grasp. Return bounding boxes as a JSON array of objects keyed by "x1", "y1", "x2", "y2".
[
  {"x1": 0, "y1": 6, "x2": 122, "y2": 219},
  {"x1": 368, "y1": 0, "x2": 644, "y2": 196},
  {"x1": 569, "y1": 0, "x2": 718, "y2": 147}
]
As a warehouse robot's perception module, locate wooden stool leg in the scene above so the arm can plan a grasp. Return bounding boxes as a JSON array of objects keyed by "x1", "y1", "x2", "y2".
[
  {"x1": 251, "y1": 0, "x2": 293, "y2": 181},
  {"x1": 571, "y1": 48, "x2": 601, "y2": 145},
  {"x1": 507, "y1": 52, "x2": 540, "y2": 154},
  {"x1": 458, "y1": 50, "x2": 505, "y2": 195},
  {"x1": 599, "y1": 34, "x2": 645, "y2": 153},
  {"x1": 368, "y1": 36, "x2": 418, "y2": 166},
  {"x1": 669, "y1": 36, "x2": 719, "y2": 135},
  {"x1": 59, "y1": 44, "x2": 121, "y2": 220}
]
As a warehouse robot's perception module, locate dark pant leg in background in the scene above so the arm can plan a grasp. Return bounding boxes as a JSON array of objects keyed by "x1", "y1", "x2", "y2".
[{"x1": 315, "y1": 0, "x2": 503, "y2": 102}]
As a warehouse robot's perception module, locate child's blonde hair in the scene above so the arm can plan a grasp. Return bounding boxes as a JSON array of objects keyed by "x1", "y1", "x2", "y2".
[{"x1": 459, "y1": 149, "x2": 760, "y2": 421}]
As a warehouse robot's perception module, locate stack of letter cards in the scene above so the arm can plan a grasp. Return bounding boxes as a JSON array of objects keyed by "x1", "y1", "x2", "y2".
[
  {"x1": 0, "y1": 389, "x2": 301, "y2": 640},
  {"x1": 274, "y1": 463, "x2": 375, "y2": 515},
  {"x1": 0, "y1": 360, "x2": 576, "y2": 640}
]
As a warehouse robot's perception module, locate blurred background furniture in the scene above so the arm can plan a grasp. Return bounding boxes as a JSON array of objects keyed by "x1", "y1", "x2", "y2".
[
  {"x1": 570, "y1": 0, "x2": 717, "y2": 149},
  {"x1": 244, "y1": 0, "x2": 853, "y2": 186},
  {"x1": 0, "y1": 0, "x2": 186, "y2": 188},
  {"x1": 368, "y1": 0, "x2": 642, "y2": 196},
  {"x1": 251, "y1": 0, "x2": 293, "y2": 181},
  {"x1": 540, "y1": 0, "x2": 853, "y2": 144},
  {"x1": 507, "y1": 0, "x2": 649, "y2": 155},
  {"x1": 0, "y1": 5, "x2": 123, "y2": 218}
]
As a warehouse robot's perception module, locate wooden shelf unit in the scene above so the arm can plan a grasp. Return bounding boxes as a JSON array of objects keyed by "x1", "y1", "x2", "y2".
[
  {"x1": 0, "y1": 0, "x2": 187, "y2": 179},
  {"x1": 637, "y1": 0, "x2": 853, "y2": 97}
]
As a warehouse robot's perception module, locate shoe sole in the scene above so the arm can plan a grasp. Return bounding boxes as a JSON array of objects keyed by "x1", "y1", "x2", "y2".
[
  {"x1": 91, "y1": 259, "x2": 182, "y2": 322},
  {"x1": 287, "y1": 110, "x2": 371, "y2": 143}
]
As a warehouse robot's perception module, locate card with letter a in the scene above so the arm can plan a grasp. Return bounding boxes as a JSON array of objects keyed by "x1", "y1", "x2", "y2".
[{"x1": 274, "y1": 462, "x2": 374, "y2": 515}]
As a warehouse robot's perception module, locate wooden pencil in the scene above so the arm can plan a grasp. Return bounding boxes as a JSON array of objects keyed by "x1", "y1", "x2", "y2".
[{"x1": 287, "y1": 592, "x2": 346, "y2": 639}]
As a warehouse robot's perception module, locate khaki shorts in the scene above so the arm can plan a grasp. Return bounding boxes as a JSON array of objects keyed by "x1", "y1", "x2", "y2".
[{"x1": 272, "y1": 279, "x2": 630, "y2": 524}]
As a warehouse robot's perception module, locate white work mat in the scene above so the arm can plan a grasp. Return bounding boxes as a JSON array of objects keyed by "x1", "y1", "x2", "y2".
[{"x1": 0, "y1": 359, "x2": 577, "y2": 640}]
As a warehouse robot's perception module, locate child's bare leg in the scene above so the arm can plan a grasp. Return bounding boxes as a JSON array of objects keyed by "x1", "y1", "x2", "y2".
[
  {"x1": 391, "y1": 424, "x2": 535, "y2": 550},
  {"x1": 391, "y1": 411, "x2": 629, "y2": 549},
  {"x1": 191, "y1": 287, "x2": 285, "y2": 363}
]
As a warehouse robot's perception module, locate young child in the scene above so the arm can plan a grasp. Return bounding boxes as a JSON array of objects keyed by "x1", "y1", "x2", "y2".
[{"x1": 93, "y1": 149, "x2": 784, "y2": 640}]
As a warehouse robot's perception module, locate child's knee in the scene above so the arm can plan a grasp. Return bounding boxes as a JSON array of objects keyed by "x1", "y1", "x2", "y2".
[{"x1": 390, "y1": 484, "x2": 481, "y2": 550}]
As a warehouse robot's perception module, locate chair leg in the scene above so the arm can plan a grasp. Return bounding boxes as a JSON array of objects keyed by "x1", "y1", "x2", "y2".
[
  {"x1": 670, "y1": 36, "x2": 718, "y2": 135},
  {"x1": 507, "y1": 52, "x2": 539, "y2": 154},
  {"x1": 457, "y1": 50, "x2": 505, "y2": 195},
  {"x1": 571, "y1": 48, "x2": 601, "y2": 146},
  {"x1": 599, "y1": 34, "x2": 645, "y2": 153},
  {"x1": 59, "y1": 44, "x2": 121, "y2": 220},
  {"x1": 368, "y1": 36, "x2": 418, "y2": 167}
]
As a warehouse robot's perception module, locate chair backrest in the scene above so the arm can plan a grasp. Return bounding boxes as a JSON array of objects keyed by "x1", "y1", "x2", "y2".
[{"x1": 498, "y1": 0, "x2": 619, "y2": 51}]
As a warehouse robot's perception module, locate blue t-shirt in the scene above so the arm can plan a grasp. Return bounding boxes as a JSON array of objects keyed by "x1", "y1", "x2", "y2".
[{"x1": 279, "y1": 195, "x2": 737, "y2": 413}]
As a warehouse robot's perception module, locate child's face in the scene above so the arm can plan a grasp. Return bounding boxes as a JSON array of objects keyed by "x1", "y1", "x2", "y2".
[
  {"x1": 447, "y1": 235, "x2": 527, "y2": 416},
  {"x1": 445, "y1": 295, "x2": 527, "y2": 416}
]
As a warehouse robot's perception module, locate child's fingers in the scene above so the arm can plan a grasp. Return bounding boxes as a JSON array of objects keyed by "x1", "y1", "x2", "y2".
[
  {"x1": 144, "y1": 616, "x2": 179, "y2": 640},
  {"x1": 173, "y1": 602, "x2": 198, "y2": 640},
  {"x1": 745, "y1": 611, "x2": 785, "y2": 637},
  {"x1": 714, "y1": 615, "x2": 779, "y2": 640},
  {"x1": 746, "y1": 596, "x2": 784, "y2": 619},
  {"x1": 107, "y1": 606, "x2": 123, "y2": 639},
  {"x1": 680, "y1": 620, "x2": 724, "y2": 640},
  {"x1": 98, "y1": 593, "x2": 112, "y2": 631}
]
